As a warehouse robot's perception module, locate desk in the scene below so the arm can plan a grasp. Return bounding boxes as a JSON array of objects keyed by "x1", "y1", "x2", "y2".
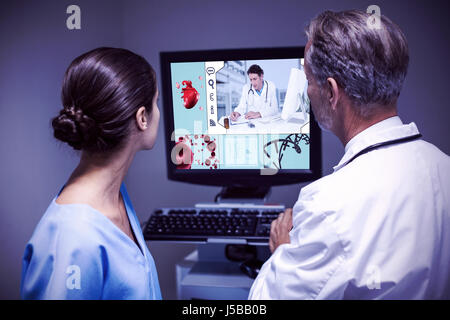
[{"x1": 219, "y1": 112, "x2": 310, "y2": 135}]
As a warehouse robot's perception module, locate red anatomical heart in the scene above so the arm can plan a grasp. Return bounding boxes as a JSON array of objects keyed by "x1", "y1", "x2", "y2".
[{"x1": 181, "y1": 80, "x2": 199, "y2": 109}]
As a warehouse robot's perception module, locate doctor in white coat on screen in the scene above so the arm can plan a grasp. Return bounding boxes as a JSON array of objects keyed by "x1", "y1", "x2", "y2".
[
  {"x1": 249, "y1": 10, "x2": 450, "y2": 300},
  {"x1": 230, "y1": 64, "x2": 278, "y2": 121}
]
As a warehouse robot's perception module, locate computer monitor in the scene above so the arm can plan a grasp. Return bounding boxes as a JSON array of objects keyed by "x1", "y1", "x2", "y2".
[{"x1": 160, "y1": 47, "x2": 322, "y2": 200}]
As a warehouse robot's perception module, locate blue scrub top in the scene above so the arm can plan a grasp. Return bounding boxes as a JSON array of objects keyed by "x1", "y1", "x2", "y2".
[{"x1": 20, "y1": 183, "x2": 162, "y2": 300}]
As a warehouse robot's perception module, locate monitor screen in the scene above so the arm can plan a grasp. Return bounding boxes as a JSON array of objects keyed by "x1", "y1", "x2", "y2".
[{"x1": 160, "y1": 47, "x2": 322, "y2": 187}]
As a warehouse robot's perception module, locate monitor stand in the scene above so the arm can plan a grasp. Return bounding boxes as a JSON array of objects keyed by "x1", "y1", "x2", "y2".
[
  {"x1": 195, "y1": 185, "x2": 281, "y2": 211},
  {"x1": 176, "y1": 243, "x2": 271, "y2": 299},
  {"x1": 181, "y1": 185, "x2": 277, "y2": 299},
  {"x1": 214, "y1": 185, "x2": 271, "y2": 204}
]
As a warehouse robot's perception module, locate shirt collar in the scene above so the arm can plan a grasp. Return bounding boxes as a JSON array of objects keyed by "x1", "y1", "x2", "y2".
[
  {"x1": 254, "y1": 81, "x2": 265, "y2": 95},
  {"x1": 333, "y1": 116, "x2": 420, "y2": 172}
]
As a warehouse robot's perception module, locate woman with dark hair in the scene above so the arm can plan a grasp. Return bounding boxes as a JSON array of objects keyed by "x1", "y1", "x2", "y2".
[{"x1": 20, "y1": 47, "x2": 162, "y2": 299}]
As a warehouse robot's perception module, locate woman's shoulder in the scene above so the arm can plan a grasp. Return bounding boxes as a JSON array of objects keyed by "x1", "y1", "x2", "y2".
[
  {"x1": 21, "y1": 198, "x2": 108, "y2": 299},
  {"x1": 28, "y1": 198, "x2": 107, "y2": 249}
]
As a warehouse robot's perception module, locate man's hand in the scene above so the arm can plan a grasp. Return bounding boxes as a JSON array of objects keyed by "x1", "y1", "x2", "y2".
[
  {"x1": 230, "y1": 112, "x2": 241, "y2": 121},
  {"x1": 269, "y1": 208, "x2": 293, "y2": 253},
  {"x1": 245, "y1": 111, "x2": 262, "y2": 119}
]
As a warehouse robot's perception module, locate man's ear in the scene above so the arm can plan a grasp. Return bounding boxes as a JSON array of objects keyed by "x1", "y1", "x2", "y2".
[
  {"x1": 135, "y1": 106, "x2": 148, "y2": 131},
  {"x1": 326, "y1": 77, "x2": 340, "y2": 111}
]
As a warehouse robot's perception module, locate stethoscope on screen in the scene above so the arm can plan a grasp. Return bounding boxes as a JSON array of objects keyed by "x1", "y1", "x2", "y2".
[{"x1": 247, "y1": 80, "x2": 269, "y2": 104}]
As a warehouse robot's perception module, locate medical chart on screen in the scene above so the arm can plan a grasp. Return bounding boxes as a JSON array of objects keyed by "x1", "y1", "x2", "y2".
[{"x1": 170, "y1": 61, "x2": 310, "y2": 170}]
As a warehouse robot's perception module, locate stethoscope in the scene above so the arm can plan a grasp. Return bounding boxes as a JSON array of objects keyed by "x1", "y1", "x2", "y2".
[
  {"x1": 247, "y1": 80, "x2": 269, "y2": 104},
  {"x1": 346, "y1": 133, "x2": 422, "y2": 165}
]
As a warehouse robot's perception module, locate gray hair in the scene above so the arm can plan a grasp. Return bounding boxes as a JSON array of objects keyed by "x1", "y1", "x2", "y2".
[{"x1": 305, "y1": 10, "x2": 409, "y2": 116}]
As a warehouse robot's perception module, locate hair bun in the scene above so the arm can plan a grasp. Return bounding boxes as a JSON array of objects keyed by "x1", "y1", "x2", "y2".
[
  {"x1": 54, "y1": 47, "x2": 157, "y2": 153},
  {"x1": 52, "y1": 105, "x2": 97, "y2": 150}
]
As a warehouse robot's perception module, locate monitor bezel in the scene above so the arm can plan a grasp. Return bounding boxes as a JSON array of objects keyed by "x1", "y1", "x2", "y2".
[{"x1": 160, "y1": 47, "x2": 322, "y2": 187}]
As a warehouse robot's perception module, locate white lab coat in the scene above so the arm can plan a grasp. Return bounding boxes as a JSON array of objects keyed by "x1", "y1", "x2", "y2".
[
  {"x1": 249, "y1": 116, "x2": 450, "y2": 299},
  {"x1": 234, "y1": 80, "x2": 278, "y2": 118}
]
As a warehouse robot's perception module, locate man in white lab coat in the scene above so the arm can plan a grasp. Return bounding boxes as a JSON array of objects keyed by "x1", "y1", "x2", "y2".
[
  {"x1": 230, "y1": 64, "x2": 278, "y2": 121},
  {"x1": 249, "y1": 10, "x2": 450, "y2": 299}
]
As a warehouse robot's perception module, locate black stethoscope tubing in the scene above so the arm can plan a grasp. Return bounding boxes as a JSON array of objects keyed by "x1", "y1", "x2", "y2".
[
  {"x1": 248, "y1": 80, "x2": 268, "y2": 104},
  {"x1": 346, "y1": 133, "x2": 422, "y2": 165}
]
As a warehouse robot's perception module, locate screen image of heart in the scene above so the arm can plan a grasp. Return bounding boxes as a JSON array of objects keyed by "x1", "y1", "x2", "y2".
[{"x1": 181, "y1": 80, "x2": 199, "y2": 109}]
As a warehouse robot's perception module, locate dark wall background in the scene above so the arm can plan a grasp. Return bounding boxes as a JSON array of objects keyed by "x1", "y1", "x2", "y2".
[{"x1": 1, "y1": 0, "x2": 449, "y2": 299}]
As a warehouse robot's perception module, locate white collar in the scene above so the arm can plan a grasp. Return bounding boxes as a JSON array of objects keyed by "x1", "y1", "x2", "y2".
[
  {"x1": 333, "y1": 116, "x2": 421, "y2": 172},
  {"x1": 249, "y1": 80, "x2": 267, "y2": 93}
]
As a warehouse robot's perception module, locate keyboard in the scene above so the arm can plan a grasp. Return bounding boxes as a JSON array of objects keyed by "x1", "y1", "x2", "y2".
[{"x1": 143, "y1": 204, "x2": 285, "y2": 245}]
